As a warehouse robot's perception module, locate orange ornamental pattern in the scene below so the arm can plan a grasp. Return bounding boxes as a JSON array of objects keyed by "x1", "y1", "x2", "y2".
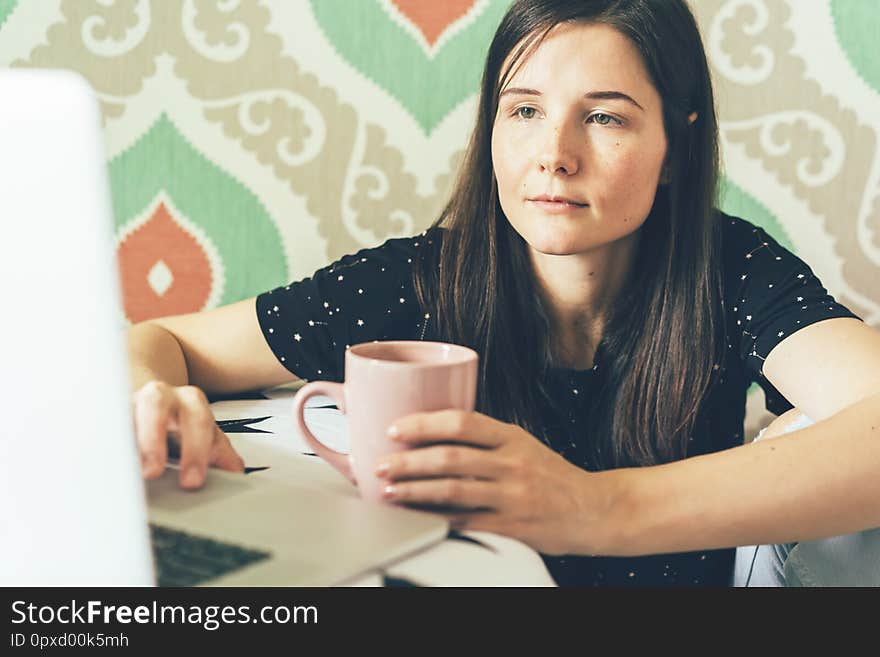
[
  {"x1": 392, "y1": 0, "x2": 478, "y2": 46},
  {"x1": 117, "y1": 202, "x2": 214, "y2": 324}
]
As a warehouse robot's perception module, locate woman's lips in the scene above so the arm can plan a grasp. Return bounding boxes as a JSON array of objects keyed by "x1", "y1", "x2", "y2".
[{"x1": 528, "y1": 199, "x2": 589, "y2": 213}]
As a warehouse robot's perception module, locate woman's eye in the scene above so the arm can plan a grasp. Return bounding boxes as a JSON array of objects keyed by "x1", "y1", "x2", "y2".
[
  {"x1": 589, "y1": 113, "x2": 620, "y2": 126},
  {"x1": 515, "y1": 106, "x2": 537, "y2": 120}
]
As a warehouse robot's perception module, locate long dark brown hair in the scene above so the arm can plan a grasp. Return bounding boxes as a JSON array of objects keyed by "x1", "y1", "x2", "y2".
[{"x1": 414, "y1": 0, "x2": 724, "y2": 468}]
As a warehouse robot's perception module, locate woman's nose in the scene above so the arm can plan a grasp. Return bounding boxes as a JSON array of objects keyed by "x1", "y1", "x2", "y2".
[{"x1": 537, "y1": 123, "x2": 579, "y2": 176}]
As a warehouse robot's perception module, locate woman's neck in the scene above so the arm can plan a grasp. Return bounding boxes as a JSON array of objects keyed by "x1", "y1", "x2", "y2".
[{"x1": 529, "y1": 231, "x2": 641, "y2": 369}]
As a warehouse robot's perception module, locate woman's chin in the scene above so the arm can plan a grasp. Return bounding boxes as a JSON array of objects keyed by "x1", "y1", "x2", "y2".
[
  {"x1": 530, "y1": 243, "x2": 586, "y2": 256},
  {"x1": 522, "y1": 231, "x2": 598, "y2": 256},
  {"x1": 513, "y1": 218, "x2": 644, "y2": 257}
]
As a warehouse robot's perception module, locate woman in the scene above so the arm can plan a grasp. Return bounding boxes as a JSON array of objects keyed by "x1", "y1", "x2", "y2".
[{"x1": 129, "y1": 0, "x2": 880, "y2": 587}]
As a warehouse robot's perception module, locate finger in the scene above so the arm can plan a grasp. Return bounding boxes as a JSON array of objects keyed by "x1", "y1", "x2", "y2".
[
  {"x1": 175, "y1": 386, "x2": 215, "y2": 489},
  {"x1": 388, "y1": 410, "x2": 510, "y2": 448},
  {"x1": 132, "y1": 382, "x2": 174, "y2": 479},
  {"x1": 383, "y1": 477, "x2": 503, "y2": 511},
  {"x1": 209, "y1": 426, "x2": 246, "y2": 473},
  {"x1": 377, "y1": 445, "x2": 504, "y2": 482}
]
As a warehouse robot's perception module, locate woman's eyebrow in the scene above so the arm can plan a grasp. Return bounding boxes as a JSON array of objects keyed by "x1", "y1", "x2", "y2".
[
  {"x1": 499, "y1": 87, "x2": 644, "y2": 111},
  {"x1": 585, "y1": 90, "x2": 643, "y2": 111}
]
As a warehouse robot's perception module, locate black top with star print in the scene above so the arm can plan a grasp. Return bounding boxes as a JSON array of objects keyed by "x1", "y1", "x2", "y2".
[{"x1": 256, "y1": 212, "x2": 860, "y2": 587}]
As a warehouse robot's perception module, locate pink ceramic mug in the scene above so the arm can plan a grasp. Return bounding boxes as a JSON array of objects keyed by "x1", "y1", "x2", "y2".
[{"x1": 292, "y1": 341, "x2": 478, "y2": 503}]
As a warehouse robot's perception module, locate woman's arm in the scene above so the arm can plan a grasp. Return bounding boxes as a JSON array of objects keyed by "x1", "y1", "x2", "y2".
[
  {"x1": 585, "y1": 316, "x2": 880, "y2": 555},
  {"x1": 601, "y1": 389, "x2": 880, "y2": 555},
  {"x1": 378, "y1": 317, "x2": 880, "y2": 557},
  {"x1": 127, "y1": 297, "x2": 298, "y2": 488},
  {"x1": 128, "y1": 297, "x2": 297, "y2": 396}
]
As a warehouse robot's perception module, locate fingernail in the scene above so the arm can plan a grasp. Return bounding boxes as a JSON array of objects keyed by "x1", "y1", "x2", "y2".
[
  {"x1": 143, "y1": 454, "x2": 165, "y2": 478},
  {"x1": 182, "y1": 465, "x2": 203, "y2": 488},
  {"x1": 375, "y1": 461, "x2": 389, "y2": 477},
  {"x1": 387, "y1": 424, "x2": 399, "y2": 439},
  {"x1": 383, "y1": 484, "x2": 396, "y2": 499}
]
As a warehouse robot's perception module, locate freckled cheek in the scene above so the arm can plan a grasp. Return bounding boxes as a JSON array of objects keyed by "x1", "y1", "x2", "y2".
[
  {"x1": 594, "y1": 152, "x2": 663, "y2": 216},
  {"x1": 492, "y1": 136, "x2": 530, "y2": 197}
]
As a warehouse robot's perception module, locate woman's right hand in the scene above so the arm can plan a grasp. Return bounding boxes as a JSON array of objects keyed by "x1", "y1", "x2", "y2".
[{"x1": 132, "y1": 380, "x2": 245, "y2": 489}]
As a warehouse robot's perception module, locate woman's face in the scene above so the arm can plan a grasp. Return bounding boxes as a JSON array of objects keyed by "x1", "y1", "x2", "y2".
[{"x1": 491, "y1": 22, "x2": 668, "y2": 256}]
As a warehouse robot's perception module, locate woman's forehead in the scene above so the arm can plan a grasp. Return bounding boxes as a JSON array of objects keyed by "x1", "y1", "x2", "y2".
[{"x1": 500, "y1": 22, "x2": 655, "y2": 98}]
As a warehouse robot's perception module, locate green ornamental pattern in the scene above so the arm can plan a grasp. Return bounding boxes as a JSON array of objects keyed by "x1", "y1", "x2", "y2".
[
  {"x1": 310, "y1": 0, "x2": 510, "y2": 134},
  {"x1": 0, "y1": 0, "x2": 17, "y2": 31},
  {"x1": 831, "y1": 0, "x2": 880, "y2": 94},
  {"x1": 109, "y1": 114, "x2": 287, "y2": 305},
  {"x1": 718, "y1": 176, "x2": 794, "y2": 251}
]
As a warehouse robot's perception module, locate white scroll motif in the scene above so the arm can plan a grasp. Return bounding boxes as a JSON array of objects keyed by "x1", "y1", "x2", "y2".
[
  {"x1": 708, "y1": 0, "x2": 775, "y2": 85},
  {"x1": 857, "y1": 178, "x2": 880, "y2": 268},
  {"x1": 204, "y1": 90, "x2": 327, "y2": 167},
  {"x1": 181, "y1": 0, "x2": 250, "y2": 63},
  {"x1": 345, "y1": 164, "x2": 415, "y2": 242},
  {"x1": 342, "y1": 123, "x2": 415, "y2": 247},
  {"x1": 81, "y1": 0, "x2": 151, "y2": 58},
  {"x1": 723, "y1": 111, "x2": 845, "y2": 188}
]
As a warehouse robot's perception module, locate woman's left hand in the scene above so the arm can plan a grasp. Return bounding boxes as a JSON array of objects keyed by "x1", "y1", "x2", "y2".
[{"x1": 375, "y1": 410, "x2": 610, "y2": 556}]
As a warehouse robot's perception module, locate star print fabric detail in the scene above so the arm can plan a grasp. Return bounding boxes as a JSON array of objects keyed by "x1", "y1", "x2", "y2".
[
  {"x1": 256, "y1": 231, "x2": 441, "y2": 382},
  {"x1": 722, "y1": 214, "x2": 860, "y2": 414}
]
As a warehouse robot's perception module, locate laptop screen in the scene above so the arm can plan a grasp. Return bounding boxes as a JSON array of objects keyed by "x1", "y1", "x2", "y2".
[{"x1": 0, "y1": 69, "x2": 154, "y2": 585}]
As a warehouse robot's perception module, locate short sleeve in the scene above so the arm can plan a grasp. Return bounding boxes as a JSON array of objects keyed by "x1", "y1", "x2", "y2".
[
  {"x1": 722, "y1": 214, "x2": 861, "y2": 414},
  {"x1": 255, "y1": 233, "x2": 436, "y2": 382}
]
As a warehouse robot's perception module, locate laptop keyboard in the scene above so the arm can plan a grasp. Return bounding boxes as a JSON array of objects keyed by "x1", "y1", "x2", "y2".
[{"x1": 149, "y1": 523, "x2": 272, "y2": 587}]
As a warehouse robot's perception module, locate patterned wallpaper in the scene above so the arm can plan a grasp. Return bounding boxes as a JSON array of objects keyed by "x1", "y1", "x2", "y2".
[{"x1": 2, "y1": 1, "x2": 878, "y2": 431}]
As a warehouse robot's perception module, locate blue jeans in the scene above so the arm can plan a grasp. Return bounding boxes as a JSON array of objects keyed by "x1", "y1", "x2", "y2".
[
  {"x1": 732, "y1": 412, "x2": 880, "y2": 586},
  {"x1": 733, "y1": 542, "x2": 796, "y2": 587},
  {"x1": 734, "y1": 531, "x2": 880, "y2": 586}
]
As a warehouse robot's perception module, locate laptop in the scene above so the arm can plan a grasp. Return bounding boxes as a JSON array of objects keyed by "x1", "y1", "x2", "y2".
[{"x1": 0, "y1": 68, "x2": 449, "y2": 586}]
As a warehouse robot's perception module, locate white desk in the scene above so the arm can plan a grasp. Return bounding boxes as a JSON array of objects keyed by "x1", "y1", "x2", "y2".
[{"x1": 209, "y1": 392, "x2": 556, "y2": 587}]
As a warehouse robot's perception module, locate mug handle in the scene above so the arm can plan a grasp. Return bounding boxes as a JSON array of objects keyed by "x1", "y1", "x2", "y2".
[{"x1": 292, "y1": 381, "x2": 356, "y2": 485}]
